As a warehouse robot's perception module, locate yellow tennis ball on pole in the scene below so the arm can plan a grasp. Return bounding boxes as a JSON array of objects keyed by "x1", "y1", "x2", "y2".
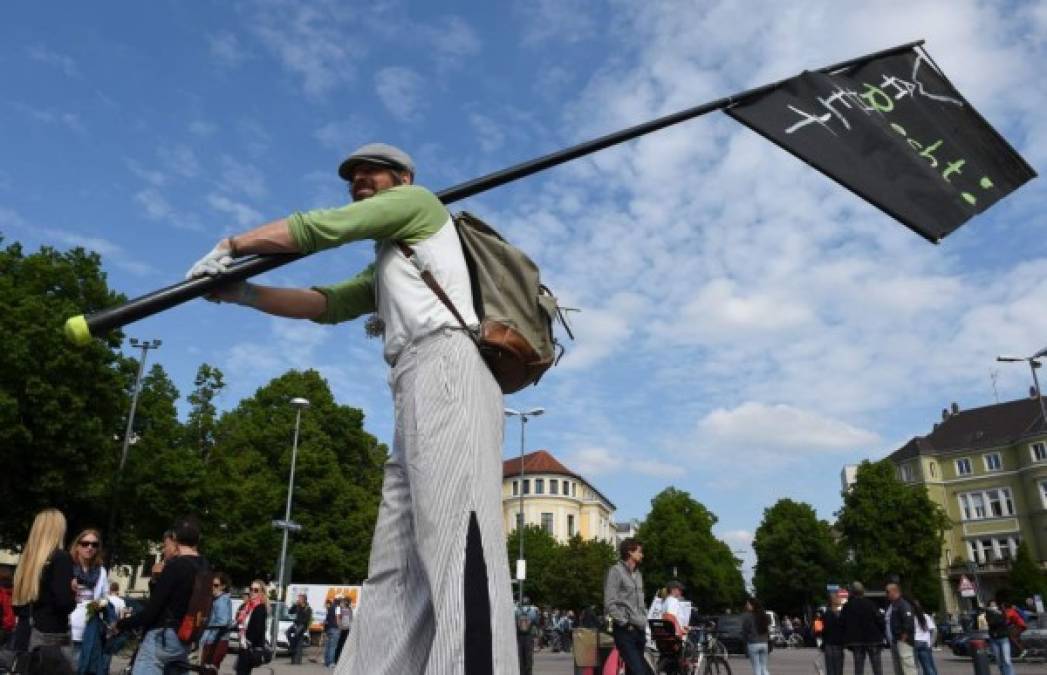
[{"x1": 64, "y1": 314, "x2": 92, "y2": 346}]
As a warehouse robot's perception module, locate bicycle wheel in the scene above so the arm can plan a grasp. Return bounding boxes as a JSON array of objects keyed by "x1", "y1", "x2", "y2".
[{"x1": 703, "y1": 655, "x2": 732, "y2": 675}]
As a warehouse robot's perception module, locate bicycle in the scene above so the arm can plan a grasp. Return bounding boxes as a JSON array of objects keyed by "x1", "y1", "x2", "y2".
[{"x1": 650, "y1": 620, "x2": 733, "y2": 675}]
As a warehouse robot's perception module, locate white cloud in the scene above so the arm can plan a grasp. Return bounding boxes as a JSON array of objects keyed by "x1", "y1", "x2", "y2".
[
  {"x1": 566, "y1": 446, "x2": 677, "y2": 478},
  {"x1": 27, "y1": 45, "x2": 80, "y2": 78},
  {"x1": 9, "y1": 102, "x2": 84, "y2": 133},
  {"x1": 374, "y1": 67, "x2": 426, "y2": 123},
  {"x1": 160, "y1": 144, "x2": 200, "y2": 179},
  {"x1": 469, "y1": 113, "x2": 505, "y2": 153},
  {"x1": 314, "y1": 117, "x2": 373, "y2": 152},
  {"x1": 517, "y1": 0, "x2": 597, "y2": 45},
  {"x1": 208, "y1": 32, "x2": 250, "y2": 68},
  {"x1": 207, "y1": 194, "x2": 262, "y2": 228},
  {"x1": 218, "y1": 156, "x2": 268, "y2": 199},
  {"x1": 189, "y1": 120, "x2": 218, "y2": 137},
  {"x1": 136, "y1": 188, "x2": 176, "y2": 221},
  {"x1": 695, "y1": 402, "x2": 880, "y2": 455}
]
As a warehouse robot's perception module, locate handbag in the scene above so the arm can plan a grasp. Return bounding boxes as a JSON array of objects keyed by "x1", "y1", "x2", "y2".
[{"x1": 248, "y1": 643, "x2": 273, "y2": 667}]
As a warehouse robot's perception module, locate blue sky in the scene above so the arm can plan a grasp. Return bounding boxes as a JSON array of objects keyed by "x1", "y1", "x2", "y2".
[{"x1": 3, "y1": 1, "x2": 1046, "y2": 583}]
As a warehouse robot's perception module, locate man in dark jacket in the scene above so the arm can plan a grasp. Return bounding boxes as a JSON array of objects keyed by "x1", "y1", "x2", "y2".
[
  {"x1": 822, "y1": 592, "x2": 846, "y2": 675},
  {"x1": 840, "y1": 582, "x2": 885, "y2": 675},
  {"x1": 287, "y1": 593, "x2": 312, "y2": 665},
  {"x1": 885, "y1": 582, "x2": 916, "y2": 675}
]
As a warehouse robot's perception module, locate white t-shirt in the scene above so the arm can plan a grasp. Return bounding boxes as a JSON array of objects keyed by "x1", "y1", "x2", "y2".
[
  {"x1": 662, "y1": 596, "x2": 692, "y2": 629},
  {"x1": 914, "y1": 615, "x2": 936, "y2": 644},
  {"x1": 69, "y1": 566, "x2": 108, "y2": 642}
]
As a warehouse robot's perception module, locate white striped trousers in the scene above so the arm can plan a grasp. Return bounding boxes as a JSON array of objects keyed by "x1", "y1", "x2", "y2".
[{"x1": 336, "y1": 328, "x2": 519, "y2": 675}]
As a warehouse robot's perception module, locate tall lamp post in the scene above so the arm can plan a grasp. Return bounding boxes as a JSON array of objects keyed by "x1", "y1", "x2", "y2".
[
  {"x1": 997, "y1": 347, "x2": 1047, "y2": 426},
  {"x1": 504, "y1": 406, "x2": 544, "y2": 605},
  {"x1": 106, "y1": 337, "x2": 161, "y2": 566},
  {"x1": 271, "y1": 396, "x2": 309, "y2": 649}
]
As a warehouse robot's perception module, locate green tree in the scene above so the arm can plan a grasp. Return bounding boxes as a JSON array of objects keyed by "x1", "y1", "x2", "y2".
[
  {"x1": 753, "y1": 498, "x2": 844, "y2": 615},
  {"x1": 835, "y1": 460, "x2": 951, "y2": 610},
  {"x1": 204, "y1": 369, "x2": 386, "y2": 585},
  {"x1": 637, "y1": 488, "x2": 747, "y2": 612},
  {"x1": 185, "y1": 363, "x2": 225, "y2": 461},
  {"x1": 1007, "y1": 540, "x2": 1047, "y2": 604},
  {"x1": 551, "y1": 535, "x2": 617, "y2": 612},
  {"x1": 0, "y1": 240, "x2": 129, "y2": 548},
  {"x1": 111, "y1": 364, "x2": 203, "y2": 563},
  {"x1": 506, "y1": 525, "x2": 561, "y2": 605}
]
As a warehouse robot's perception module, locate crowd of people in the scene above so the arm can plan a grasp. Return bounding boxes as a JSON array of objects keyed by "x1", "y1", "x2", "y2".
[{"x1": 0, "y1": 507, "x2": 357, "y2": 675}]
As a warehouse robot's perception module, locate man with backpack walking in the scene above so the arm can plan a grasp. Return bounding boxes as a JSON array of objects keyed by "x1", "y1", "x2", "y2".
[
  {"x1": 985, "y1": 600, "x2": 1015, "y2": 675},
  {"x1": 187, "y1": 144, "x2": 519, "y2": 674},
  {"x1": 115, "y1": 518, "x2": 209, "y2": 675},
  {"x1": 515, "y1": 596, "x2": 539, "y2": 675}
]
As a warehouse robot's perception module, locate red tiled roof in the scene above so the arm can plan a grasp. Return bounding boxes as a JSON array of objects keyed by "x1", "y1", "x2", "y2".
[{"x1": 503, "y1": 450, "x2": 577, "y2": 479}]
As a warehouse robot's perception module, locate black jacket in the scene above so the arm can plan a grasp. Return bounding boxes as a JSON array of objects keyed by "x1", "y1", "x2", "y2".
[
  {"x1": 887, "y1": 598, "x2": 915, "y2": 645},
  {"x1": 118, "y1": 554, "x2": 204, "y2": 632},
  {"x1": 840, "y1": 596, "x2": 885, "y2": 646},
  {"x1": 822, "y1": 608, "x2": 845, "y2": 647},
  {"x1": 244, "y1": 604, "x2": 267, "y2": 647},
  {"x1": 14, "y1": 549, "x2": 76, "y2": 637}
]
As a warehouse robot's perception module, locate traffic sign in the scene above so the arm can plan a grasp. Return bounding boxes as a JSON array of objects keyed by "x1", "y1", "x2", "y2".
[
  {"x1": 837, "y1": 588, "x2": 850, "y2": 601},
  {"x1": 272, "y1": 519, "x2": 302, "y2": 532},
  {"x1": 959, "y1": 575, "x2": 976, "y2": 598}
]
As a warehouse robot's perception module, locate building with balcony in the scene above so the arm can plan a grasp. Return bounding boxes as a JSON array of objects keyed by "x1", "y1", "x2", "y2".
[
  {"x1": 886, "y1": 396, "x2": 1047, "y2": 613},
  {"x1": 502, "y1": 450, "x2": 616, "y2": 544}
]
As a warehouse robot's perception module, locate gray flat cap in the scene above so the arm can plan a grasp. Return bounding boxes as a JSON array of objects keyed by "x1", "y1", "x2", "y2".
[{"x1": 338, "y1": 143, "x2": 415, "y2": 181}]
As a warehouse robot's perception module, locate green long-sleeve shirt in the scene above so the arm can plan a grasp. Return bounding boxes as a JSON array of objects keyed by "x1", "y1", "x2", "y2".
[{"x1": 287, "y1": 185, "x2": 448, "y2": 324}]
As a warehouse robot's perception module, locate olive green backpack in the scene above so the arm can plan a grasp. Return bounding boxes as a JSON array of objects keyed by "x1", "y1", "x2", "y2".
[{"x1": 398, "y1": 211, "x2": 573, "y2": 393}]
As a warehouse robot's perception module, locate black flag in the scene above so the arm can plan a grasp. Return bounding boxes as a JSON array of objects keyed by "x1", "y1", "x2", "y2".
[{"x1": 726, "y1": 46, "x2": 1036, "y2": 242}]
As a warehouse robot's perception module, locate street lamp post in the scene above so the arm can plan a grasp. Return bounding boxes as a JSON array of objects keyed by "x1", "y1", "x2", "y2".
[
  {"x1": 997, "y1": 347, "x2": 1047, "y2": 426},
  {"x1": 271, "y1": 396, "x2": 309, "y2": 649},
  {"x1": 504, "y1": 406, "x2": 544, "y2": 605},
  {"x1": 106, "y1": 337, "x2": 161, "y2": 566}
]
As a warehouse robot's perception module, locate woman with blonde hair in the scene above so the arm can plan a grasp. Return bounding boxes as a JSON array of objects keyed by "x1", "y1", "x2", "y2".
[
  {"x1": 67, "y1": 527, "x2": 108, "y2": 659},
  {"x1": 234, "y1": 579, "x2": 269, "y2": 675},
  {"x1": 11, "y1": 508, "x2": 76, "y2": 667}
]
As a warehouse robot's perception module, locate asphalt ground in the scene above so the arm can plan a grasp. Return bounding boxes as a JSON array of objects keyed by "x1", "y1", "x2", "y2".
[{"x1": 109, "y1": 644, "x2": 1046, "y2": 674}]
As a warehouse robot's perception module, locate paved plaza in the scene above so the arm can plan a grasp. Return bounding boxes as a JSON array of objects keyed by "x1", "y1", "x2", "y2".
[{"x1": 110, "y1": 645, "x2": 1046, "y2": 674}]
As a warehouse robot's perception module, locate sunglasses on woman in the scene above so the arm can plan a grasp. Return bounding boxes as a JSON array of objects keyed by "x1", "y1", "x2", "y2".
[
  {"x1": 250, "y1": 587, "x2": 263, "y2": 593},
  {"x1": 79, "y1": 540, "x2": 100, "y2": 549}
]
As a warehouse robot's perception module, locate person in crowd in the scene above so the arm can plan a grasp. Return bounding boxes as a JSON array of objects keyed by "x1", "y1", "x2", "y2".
[
  {"x1": 107, "y1": 581, "x2": 126, "y2": 619},
  {"x1": 781, "y1": 615, "x2": 793, "y2": 639},
  {"x1": 322, "y1": 597, "x2": 340, "y2": 668},
  {"x1": 885, "y1": 582, "x2": 916, "y2": 675},
  {"x1": 1000, "y1": 599, "x2": 1027, "y2": 659},
  {"x1": 661, "y1": 581, "x2": 689, "y2": 638},
  {"x1": 115, "y1": 517, "x2": 206, "y2": 674},
  {"x1": 579, "y1": 605, "x2": 599, "y2": 630},
  {"x1": 11, "y1": 508, "x2": 77, "y2": 667},
  {"x1": 200, "y1": 572, "x2": 232, "y2": 671},
  {"x1": 813, "y1": 610, "x2": 825, "y2": 648},
  {"x1": 742, "y1": 597, "x2": 771, "y2": 675},
  {"x1": 68, "y1": 528, "x2": 108, "y2": 662},
  {"x1": 335, "y1": 596, "x2": 353, "y2": 662},
  {"x1": 288, "y1": 592, "x2": 312, "y2": 665},
  {"x1": 603, "y1": 538, "x2": 653, "y2": 675},
  {"x1": 822, "y1": 592, "x2": 845, "y2": 675},
  {"x1": 234, "y1": 580, "x2": 268, "y2": 675},
  {"x1": 0, "y1": 567, "x2": 15, "y2": 648},
  {"x1": 516, "y1": 596, "x2": 539, "y2": 675},
  {"x1": 911, "y1": 599, "x2": 937, "y2": 675},
  {"x1": 984, "y1": 600, "x2": 1015, "y2": 675},
  {"x1": 147, "y1": 530, "x2": 178, "y2": 594},
  {"x1": 841, "y1": 581, "x2": 885, "y2": 675}
]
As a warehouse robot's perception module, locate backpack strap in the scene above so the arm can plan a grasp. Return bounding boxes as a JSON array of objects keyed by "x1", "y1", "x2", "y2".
[{"x1": 396, "y1": 242, "x2": 473, "y2": 333}]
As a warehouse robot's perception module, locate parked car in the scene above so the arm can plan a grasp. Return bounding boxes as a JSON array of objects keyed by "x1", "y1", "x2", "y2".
[
  {"x1": 713, "y1": 614, "x2": 748, "y2": 655},
  {"x1": 950, "y1": 630, "x2": 992, "y2": 658}
]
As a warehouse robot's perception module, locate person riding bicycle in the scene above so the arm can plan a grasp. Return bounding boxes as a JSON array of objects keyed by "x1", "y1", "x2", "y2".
[{"x1": 661, "y1": 581, "x2": 689, "y2": 638}]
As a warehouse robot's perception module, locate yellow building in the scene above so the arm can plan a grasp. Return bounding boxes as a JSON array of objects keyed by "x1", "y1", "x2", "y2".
[{"x1": 502, "y1": 450, "x2": 616, "y2": 544}]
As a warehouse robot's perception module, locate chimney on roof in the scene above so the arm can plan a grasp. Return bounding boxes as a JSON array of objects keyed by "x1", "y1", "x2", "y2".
[
  {"x1": 942, "y1": 408, "x2": 949, "y2": 421},
  {"x1": 951, "y1": 402, "x2": 960, "y2": 414}
]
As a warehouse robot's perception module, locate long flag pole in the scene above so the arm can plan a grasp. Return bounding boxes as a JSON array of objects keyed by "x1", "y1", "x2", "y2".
[{"x1": 65, "y1": 40, "x2": 925, "y2": 345}]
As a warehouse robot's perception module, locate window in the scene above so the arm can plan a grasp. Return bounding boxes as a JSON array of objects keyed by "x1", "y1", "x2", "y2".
[
  {"x1": 567, "y1": 514, "x2": 575, "y2": 537},
  {"x1": 541, "y1": 513, "x2": 554, "y2": 534},
  {"x1": 984, "y1": 453, "x2": 1002, "y2": 471},
  {"x1": 572, "y1": 483, "x2": 577, "y2": 497},
  {"x1": 958, "y1": 488, "x2": 1014, "y2": 520},
  {"x1": 1032, "y1": 442, "x2": 1047, "y2": 462},
  {"x1": 900, "y1": 465, "x2": 913, "y2": 482},
  {"x1": 1039, "y1": 480, "x2": 1047, "y2": 508},
  {"x1": 535, "y1": 479, "x2": 544, "y2": 495},
  {"x1": 522, "y1": 479, "x2": 530, "y2": 495},
  {"x1": 550, "y1": 479, "x2": 558, "y2": 495},
  {"x1": 956, "y1": 458, "x2": 972, "y2": 476},
  {"x1": 930, "y1": 462, "x2": 937, "y2": 478},
  {"x1": 968, "y1": 536, "x2": 1020, "y2": 563},
  {"x1": 512, "y1": 480, "x2": 519, "y2": 496}
]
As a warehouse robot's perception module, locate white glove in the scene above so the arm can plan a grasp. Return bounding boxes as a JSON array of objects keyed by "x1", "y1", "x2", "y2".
[{"x1": 186, "y1": 240, "x2": 234, "y2": 279}]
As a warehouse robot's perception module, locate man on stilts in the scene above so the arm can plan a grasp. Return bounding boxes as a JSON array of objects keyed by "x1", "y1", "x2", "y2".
[{"x1": 187, "y1": 143, "x2": 519, "y2": 675}]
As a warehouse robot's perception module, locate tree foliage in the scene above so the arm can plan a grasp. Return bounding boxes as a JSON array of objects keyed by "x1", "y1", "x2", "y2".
[
  {"x1": 637, "y1": 488, "x2": 747, "y2": 612},
  {"x1": 1006, "y1": 539, "x2": 1047, "y2": 604},
  {"x1": 753, "y1": 498, "x2": 844, "y2": 615},
  {"x1": 835, "y1": 460, "x2": 951, "y2": 610},
  {"x1": 505, "y1": 527, "x2": 616, "y2": 611},
  {"x1": 202, "y1": 369, "x2": 387, "y2": 585},
  {"x1": 0, "y1": 240, "x2": 129, "y2": 548}
]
